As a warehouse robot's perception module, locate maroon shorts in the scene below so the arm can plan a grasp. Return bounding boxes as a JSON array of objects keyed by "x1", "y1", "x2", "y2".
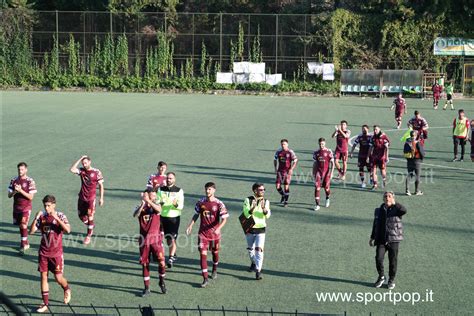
[
  {"x1": 276, "y1": 170, "x2": 292, "y2": 186},
  {"x1": 433, "y1": 94, "x2": 440, "y2": 101},
  {"x1": 139, "y1": 242, "x2": 164, "y2": 265},
  {"x1": 314, "y1": 172, "x2": 331, "y2": 190},
  {"x1": 198, "y1": 237, "x2": 220, "y2": 252},
  {"x1": 371, "y1": 158, "x2": 386, "y2": 170},
  {"x1": 13, "y1": 210, "x2": 31, "y2": 226},
  {"x1": 38, "y1": 254, "x2": 64, "y2": 274},
  {"x1": 395, "y1": 112, "x2": 403, "y2": 120},
  {"x1": 358, "y1": 157, "x2": 370, "y2": 170},
  {"x1": 78, "y1": 199, "x2": 96, "y2": 222},
  {"x1": 335, "y1": 151, "x2": 348, "y2": 161}
]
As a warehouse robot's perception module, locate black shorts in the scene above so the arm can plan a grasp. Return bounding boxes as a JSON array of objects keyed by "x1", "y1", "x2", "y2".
[
  {"x1": 447, "y1": 94, "x2": 452, "y2": 101},
  {"x1": 407, "y1": 159, "x2": 421, "y2": 174},
  {"x1": 161, "y1": 216, "x2": 180, "y2": 240}
]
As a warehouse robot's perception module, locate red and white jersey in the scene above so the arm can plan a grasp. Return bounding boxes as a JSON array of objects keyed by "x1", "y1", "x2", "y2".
[
  {"x1": 136, "y1": 202, "x2": 162, "y2": 245},
  {"x1": 274, "y1": 149, "x2": 297, "y2": 172},
  {"x1": 146, "y1": 173, "x2": 167, "y2": 190},
  {"x1": 432, "y1": 84, "x2": 442, "y2": 95},
  {"x1": 354, "y1": 133, "x2": 372, "y2": 159},
  {"x1": 335, "y1": 129, "x2": 351, "y2": 153},
  {"x1": 194, "y1": 197, "x2": 229, "y2": 241},
  {"x1": 370, "y1": 133, "x2": 390, "y2": 160},
  {"x1": 408, "y1": 116, "x2": 429, "y2": 132},
  {"x1": 76, "y1": 167, "x2": 103, "y2": 201},
  {"x1": 35, "y1": 211, "x2": 68, "y2": 258},
  {"x1": 313, "y1": 148, "x2": 334, "y2": 174},
  {"x1": 8, "y1": 176, "x2": 37, "y2": 213}
]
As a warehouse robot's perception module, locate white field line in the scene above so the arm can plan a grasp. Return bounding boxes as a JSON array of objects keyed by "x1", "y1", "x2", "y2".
[{"x1": 348, "y1": 126, "x2": 474, "y2": 173}]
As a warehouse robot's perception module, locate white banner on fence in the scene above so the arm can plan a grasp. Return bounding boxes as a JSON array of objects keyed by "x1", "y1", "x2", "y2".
[
  {"x1": 265, "y1": 74, "x2": 282, "y2": 86},
  {"x1": 216, "y1": 72, "x2": 234, "y2": 84},
  {"x1": 233, "y1": 62, "x2": 250, "y2": 73},
  {"x1": 322, "y1": 63, "x2": 335, "y2": 81},
  {"x1": 233, "y1": 73, "x2": 250, "y2": 84},
  {"x1": 307, "y1": 62, "x2": 324, "y2": 75},
  {"x1": 249, "y1": 73, "x2": 266, "y2": 83},
  {"x1": 249, "y1": 62, "x2": 266, "y2": 74}
]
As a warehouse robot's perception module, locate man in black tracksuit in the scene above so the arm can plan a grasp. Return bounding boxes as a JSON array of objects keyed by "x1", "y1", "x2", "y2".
[{"x1": 370, "y1": 191, "x2": 407, "y2": 290}]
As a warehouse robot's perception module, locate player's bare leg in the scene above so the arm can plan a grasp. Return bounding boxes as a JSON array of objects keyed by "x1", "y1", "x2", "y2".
[
  {"x1": 341, "y1": 158, "x2": 348, "y2": 181},
  {"x1": 334, "y1": 159, "x2": 342, "y2": 180},
  {"x1": 211, "y1": 241, "x2": 219, "y2": 280},
  {"x1": 199, "y1": 248, "x2": 209, "y2": 287},
  {"x1": 381, "y1": 168, "x2": 387, "y2": 188},
  {"x1": 166, "y1": 239, "x2": 177, "y2": 268},
  {"x1": 37, "y1": 272, "x2": 50, "y2": 313},
  {"x1": 84, "y1": 212, "x2": 94, "y2": 245},
  {"x1": 141, "y1": 264, "x2": 151, "y2": 296},
  {"x1": 324, "y1": 185, "x2": 331, "y2": 208},
  {"x1": 371, "y1": 166, "x2": 378, "y2": 190},
  {"x1": 314, "y1": 186, "x2": 321, "y2": 211},
  {"x1": 54, "y1": 273, "x2": 71, "y2": 304},
  {"x1": 276, "y1": 178, "x2": 285, "y2": 204},
  {"x1": 283, "y1": 183, "x2": 290, "y2": 207},
  {"x1": 19, "y1": 215, "x2": 30, "y2": 255},
  {"x1": 158, "y1": 252, "x2": 167, "y2": 294}
]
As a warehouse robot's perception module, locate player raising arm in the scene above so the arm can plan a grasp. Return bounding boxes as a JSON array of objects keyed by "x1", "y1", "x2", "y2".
[{"x1": 69, "y1": 155, "x2": 104, "y2": 245}]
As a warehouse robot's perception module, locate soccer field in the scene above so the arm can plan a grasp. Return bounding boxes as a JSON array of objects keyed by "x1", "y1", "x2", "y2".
[{"x1": 1, "y1": 91, "x2": 473, "y2": 315}]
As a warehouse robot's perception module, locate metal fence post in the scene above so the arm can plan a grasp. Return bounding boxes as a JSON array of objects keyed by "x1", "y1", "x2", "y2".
[
  {"x1": 247, "y1": 14, "x2": 251, "y2": 60},
  {"x1": 220, "y1": 13, "x2": 223, "y2": 66},
  {"x1": 192, "y1": 13, "x2": 195, "y2": 63},
  {"x1": 55, "y1": 10, "x2": 58, "y2": 40},
  {"x1": 109, "y1": 11, "x2": 113, "y2": 35},
  {"x1": 275, "y1": 14, "x2": 279, "y2": 73},
  {"x1": 83, "y1": 12, "x2": 86, "y2": 57}
]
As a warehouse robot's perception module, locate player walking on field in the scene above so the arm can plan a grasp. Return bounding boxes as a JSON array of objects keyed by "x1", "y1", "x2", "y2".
[
  {"x1": 350, "y1": 125, "x2": 372, "y2": 188},
  {"x1": 8, "y1": 162, "x2": 37, "y2": 254},
  {"x1": 30, "y1": 195, "x2": 71, "y2": 313},
  {"x1": 156, "y1": 172, "x2": 184, "y2": 268},
  {"x1": 432, "y1": 81, "x2": 442, "y2": 109},
  {"x1": 69, "y1": 155, "x2": 104, "y2": 245},
  {"x1": 452, "y1": 109, "x2": 470, "y2": 162},
  {"x1": 146, "y1": 161, "x2": 168, "y2": 190},
  {"x1": 242, "y1": 183, "x2": 271, "y2": 280},
  {"x1": 186, "y1": 182, "x2": 229, "y2": 288},
  {"x1": 331, "y1": 120, "x2": 351, "y2": 181},
  {"x1": 407, "y1": 111, "x2": 429, "y2": 145},
  {"x1": 443, "y1": 81, "x2": 455, "y2": 110},
  {"x1": 133, "y1": 188, "x2": 167, "y2": 296},
  {"x1": 390, "y1": 93, "x2": 407, "y2": 129},
  {"x1": 368, "y1": 125, "x2": 390, "y2": 191},
  {"x1": 274, "y1": 139, "x2": 298, "y2": 207},
  {"x1": 312, "y1": 138, "x2": 335, "y2": 211}
]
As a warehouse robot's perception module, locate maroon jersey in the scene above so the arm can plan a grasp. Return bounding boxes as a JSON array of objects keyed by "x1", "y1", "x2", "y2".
[
  {"x1": 408, "y1": 116, "x2": 429, "y2": 139},
  {"x1": 146, "y1": 173, "x2": 167, "y2": 190},
  {"x1": 35, "y1": 211, "x2": 68, "y2": 258},
  {"x1": 354, "y1": 134, "x2": 372, "y2": 159},
  {"x1": 393, "y1": 97, "x2": 406, "y2": 114},
  {"x1": 274, "y1": 149, "x2": 297, "y2": 172},
  {"x1": 370, "y1": 133, "x2": 390, "y2": 160},
  {"x1": 194, "y1": 197, "x2": 229, "y2": 241},
  {"x1": 136, "y1": 202, "x2": 161, "y2": 245},
  {"x1": 335, "y1": 129, "x2": 351, "y2": 153},
  {"x1": 76, "y1": 167, "x2": 103, "y2": 201},
  {"x1": 432, "y1": 84, "x2": 442, "y2": 95},
  {"x1": 313, "y1": 148, "x2": 334, "y2": 174},
  {"x1": 8, "y1": 176, "x2": 37, "y2": 213}
]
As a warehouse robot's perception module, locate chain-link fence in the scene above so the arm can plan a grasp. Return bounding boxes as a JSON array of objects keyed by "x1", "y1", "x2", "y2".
[{"x1": 30, "y1": 11, "x2": 332, "y2": 77}]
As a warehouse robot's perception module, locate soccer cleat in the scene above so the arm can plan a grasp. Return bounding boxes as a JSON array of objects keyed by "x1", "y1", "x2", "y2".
[
  {"x1": 283, "y1": 201, "x2": 288, "y2": 207},
  {"x1": 374, "y1": 275, "x2": 385, "y2": 288},
  {"x1": 415, "y1": 191, "x2": 424, "y2": 196},
  {"x1": 141, "y1": 289, "x2": 151, "y2": 297},
  {"x1": 361, "y1": 182, "x2": 367, "y2": 189},
  {"x1": 388, "y1": 280, "x2": 396, "y2": 290},
  {"x1": 256, "y1": 271, "x2": 263, "y2": 280},
  {"x1": 19, "y1": 244, "x2": 30, "y2": 255},
  {"x1": 371, "y1": 185, "x2": 378, "y2": 191},
  {"x1": 83, "y1": 236, "x2": 91, "y2": 245},
  {"x1": 452, "y1": 158, "x2": 457, "y2": 162},
  {"x1": 247, "y1": 263, "x2": 256, "y2": 272},
  {"x1": 280, "y1": 195, "x2": 285, "y2": 204},
  {"x1": 64, "y1": 288, "x2": 71, "y2": 304},
  {"x1": 382, "y1": 180, "x2": 386, "y2": 188},
  {"x1": 159, "y1": 280, "x2": 167, "y2": 294},
  {"x1": 459, "y1": 159, "x2": 464, "y2": 162},
  {"x1": 201, "y1": 278, "x2": 209, "y2": 288},
  {"x1": 36, "y1": 304, "x2": 49, "y2": 313},
  {"x1": 211, "y1": 270, "x2": 218, "y2": 280},
  {"x1": 405, "y1": 190, "x2": 411, "y2": 196},
  {"x1": 314, "y1": 205, "x2": 320, "y2": 212},
  {"x1": 167, "y1": 256, "x2": 176, "y2": 269},
  {"x1": 325, "y1": 199, "x2": 330, "y2": 208}
]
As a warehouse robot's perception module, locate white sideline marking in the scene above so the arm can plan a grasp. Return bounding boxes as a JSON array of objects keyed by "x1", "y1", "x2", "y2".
[{"x1": 348, "y1": 126, "x2": 474, "y2": 173}]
